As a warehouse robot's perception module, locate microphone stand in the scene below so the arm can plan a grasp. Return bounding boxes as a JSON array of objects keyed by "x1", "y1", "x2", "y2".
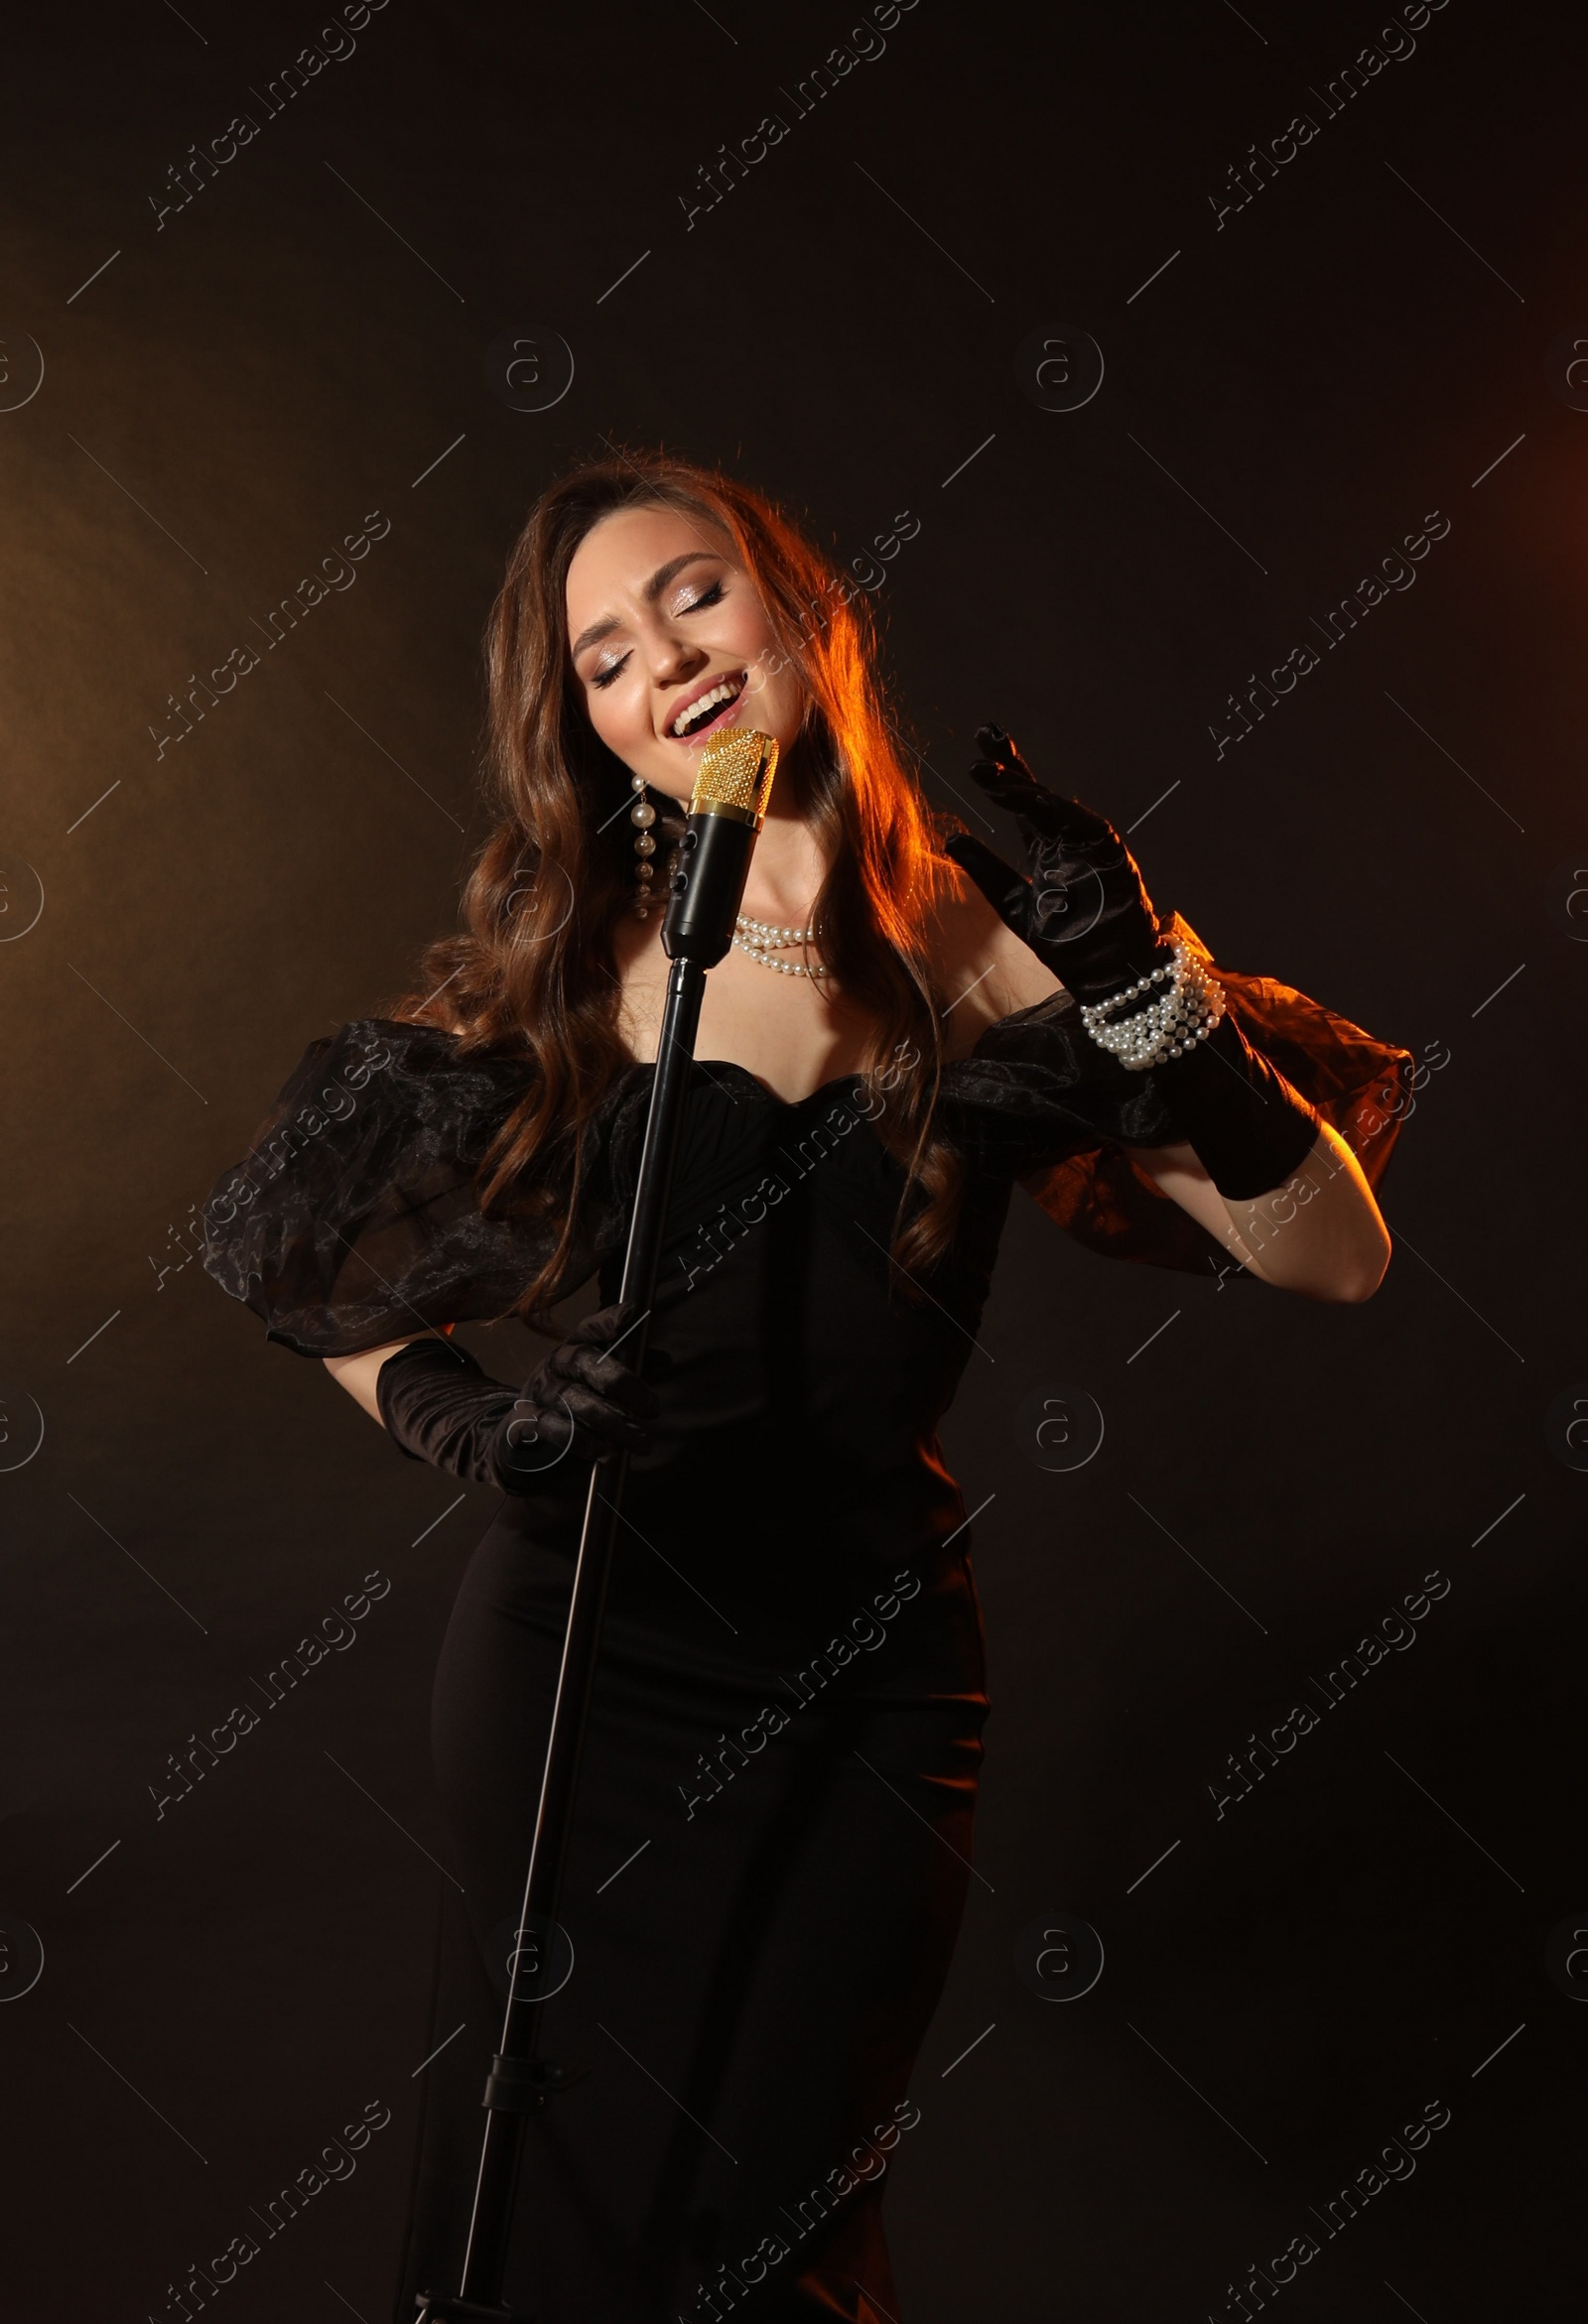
[{"x1": 416, "y1": 728, "x2": 779, "y2": 2324}]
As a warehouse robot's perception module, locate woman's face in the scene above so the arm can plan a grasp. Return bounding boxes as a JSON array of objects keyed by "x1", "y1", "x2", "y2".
[{"x1": 565, "y1": 503, "x2": 804, "y2": 803}]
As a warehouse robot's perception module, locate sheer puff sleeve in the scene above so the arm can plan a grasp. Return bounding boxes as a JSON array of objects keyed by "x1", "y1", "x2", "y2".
[
  {"x1": 200, "y1": 1019, "x2": 631, "y2": 1357},
  {"x1": 942, "y1": 912, "x2": 1417, "y2": 1278}
]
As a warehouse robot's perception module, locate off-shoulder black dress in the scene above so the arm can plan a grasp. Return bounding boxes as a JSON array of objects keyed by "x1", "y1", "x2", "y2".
[{"x1": 200, "y1": 915, "x2": 1411, "y2": 2324}]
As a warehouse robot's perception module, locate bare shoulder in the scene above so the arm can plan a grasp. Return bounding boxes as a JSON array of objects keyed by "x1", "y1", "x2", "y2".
[{"x1": 926, "y1": 855, "x2": 1065, "y2": 1056}]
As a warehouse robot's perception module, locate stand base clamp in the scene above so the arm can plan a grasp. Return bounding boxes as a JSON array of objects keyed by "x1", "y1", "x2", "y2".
[
  {"x1": 482, "y1": 2051, "x2": 588, "y2": 2114},
  {"x1": 414, "y1": 2293, "x2": 533, "y2": 2322}
]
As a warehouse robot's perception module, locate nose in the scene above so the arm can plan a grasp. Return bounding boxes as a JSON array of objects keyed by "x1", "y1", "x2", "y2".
[{"x1": 649, "y1": 628, "x2": 707, "y2": 691}]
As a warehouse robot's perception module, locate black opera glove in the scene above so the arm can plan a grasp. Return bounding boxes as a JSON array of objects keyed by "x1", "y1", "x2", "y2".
[
  {"x1": 1148, "y1": 1016, "x2": 1326, "y2": 1202},
  {"x1": 374, "y1": 1299, "x2": 659, "y2": 1492},
  {"x1": 945, "y1": 724, "x2": 1324, "y2": 1201},
  {"x1": 946, "y1": 722, "x2": 1175, "y2": 1003}
]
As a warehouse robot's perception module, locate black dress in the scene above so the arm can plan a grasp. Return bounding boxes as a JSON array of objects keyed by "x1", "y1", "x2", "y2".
[{"x1": 200, "y1": 915, "x2": 1412, "y2": 2323}]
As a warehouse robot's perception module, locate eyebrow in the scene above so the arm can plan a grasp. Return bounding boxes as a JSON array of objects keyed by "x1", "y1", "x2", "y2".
[{"x1": 569, "y1": 550, "x2": 724, "y2": 662}]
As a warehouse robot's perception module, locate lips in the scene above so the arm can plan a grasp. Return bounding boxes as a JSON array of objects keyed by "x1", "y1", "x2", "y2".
[{"x1": 668, "y1": 669, "x2": 746, "y2": 743}]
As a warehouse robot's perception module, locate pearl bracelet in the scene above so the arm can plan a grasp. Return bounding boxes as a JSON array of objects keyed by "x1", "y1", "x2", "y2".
[{"x1": 1079, "y1": 939, "x2": 1227, "y2": 1070}]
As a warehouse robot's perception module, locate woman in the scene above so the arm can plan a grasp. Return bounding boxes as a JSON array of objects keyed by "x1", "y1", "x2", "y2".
[{"x1": 201, "y1": 453, "x2": 1409, "y2": 2323}]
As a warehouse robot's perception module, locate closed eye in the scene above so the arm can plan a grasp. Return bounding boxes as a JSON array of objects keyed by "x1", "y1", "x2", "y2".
[
  {"x1": 678, "y1": 580, "x2": 726, "y2": 613},
  {"x1": 588, "y1": 579, "x2": 728, "y2": 690}
]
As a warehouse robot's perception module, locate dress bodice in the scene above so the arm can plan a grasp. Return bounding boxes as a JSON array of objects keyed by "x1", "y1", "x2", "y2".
[{"x1": 602, "y1": 1060, "x2": 1014, "y2": 1505}]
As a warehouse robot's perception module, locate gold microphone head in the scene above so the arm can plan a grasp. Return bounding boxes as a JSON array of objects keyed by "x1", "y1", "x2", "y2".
[{"x1": 690, "y1": 728, "x2": 779, "y2": 828}]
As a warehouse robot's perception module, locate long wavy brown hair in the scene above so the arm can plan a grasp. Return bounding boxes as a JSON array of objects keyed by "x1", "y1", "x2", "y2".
[{"x1": 383, "y1": 450, "x2": 969, "y2": 1327}]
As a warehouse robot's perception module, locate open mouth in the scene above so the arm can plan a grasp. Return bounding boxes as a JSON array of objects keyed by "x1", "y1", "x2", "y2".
[{"x1": 669, "y1": 670, "x2": 746, "y2": 743}]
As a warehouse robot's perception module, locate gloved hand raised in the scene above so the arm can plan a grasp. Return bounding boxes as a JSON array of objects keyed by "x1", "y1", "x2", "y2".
[
  {"x1": 944, "y1": 722, "x2": 1175, "y2": 1003},
  {"x1": 944, "y1": 722, "x2": 1325, "y2": 1201},
  {"x1": 374, "y1": 1298, "x2": 660, "y2": 1493}
]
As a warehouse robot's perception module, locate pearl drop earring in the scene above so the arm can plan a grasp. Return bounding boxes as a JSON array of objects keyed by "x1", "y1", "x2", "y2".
[{"x1": 631, "y1": 774, "x2": 657, "y2": 918}]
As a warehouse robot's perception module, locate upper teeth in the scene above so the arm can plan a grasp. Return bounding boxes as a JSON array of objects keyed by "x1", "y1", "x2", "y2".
[{"x1": 673, "y1": 678, "x2": 741, "y2": 737}]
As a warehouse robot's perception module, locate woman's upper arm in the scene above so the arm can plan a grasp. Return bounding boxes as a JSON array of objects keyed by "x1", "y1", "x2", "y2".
[
  {"x1": 324, "y1": 1327, "x2": 453, "y2": 1425},
  {"x1": 1121, "y1": 1141, "x2": 1271, "y2": 1280}
]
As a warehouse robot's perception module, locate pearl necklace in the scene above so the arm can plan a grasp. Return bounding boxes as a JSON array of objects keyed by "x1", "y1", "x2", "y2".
[{"x1": 732, "y1": 913, "x2": 831, "y2": 978}]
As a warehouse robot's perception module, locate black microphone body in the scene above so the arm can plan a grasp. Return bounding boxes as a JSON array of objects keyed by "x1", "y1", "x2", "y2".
[{"x1": 662, "y1": 727, "x2": 779, "y2": 967}]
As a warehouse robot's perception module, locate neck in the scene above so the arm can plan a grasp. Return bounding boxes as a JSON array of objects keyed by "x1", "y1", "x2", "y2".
[{"x1": 736, "y1": 787, "x2": 830, "y2": 924}]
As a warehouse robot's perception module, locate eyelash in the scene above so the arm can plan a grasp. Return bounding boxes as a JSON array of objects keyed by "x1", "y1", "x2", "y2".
[{"x1": 589, "y1": 579, "x2": 727, "y2": 690}]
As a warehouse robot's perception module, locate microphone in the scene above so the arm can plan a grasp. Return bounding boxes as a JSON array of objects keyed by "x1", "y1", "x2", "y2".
[{"x1": 662, "y1": 727, "x2": 780, "y2": 967}]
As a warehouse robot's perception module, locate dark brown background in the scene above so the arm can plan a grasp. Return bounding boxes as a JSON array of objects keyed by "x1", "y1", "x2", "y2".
[{"x1": 2, "y1": 0, "x2": 1583, "y2": 2315}]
